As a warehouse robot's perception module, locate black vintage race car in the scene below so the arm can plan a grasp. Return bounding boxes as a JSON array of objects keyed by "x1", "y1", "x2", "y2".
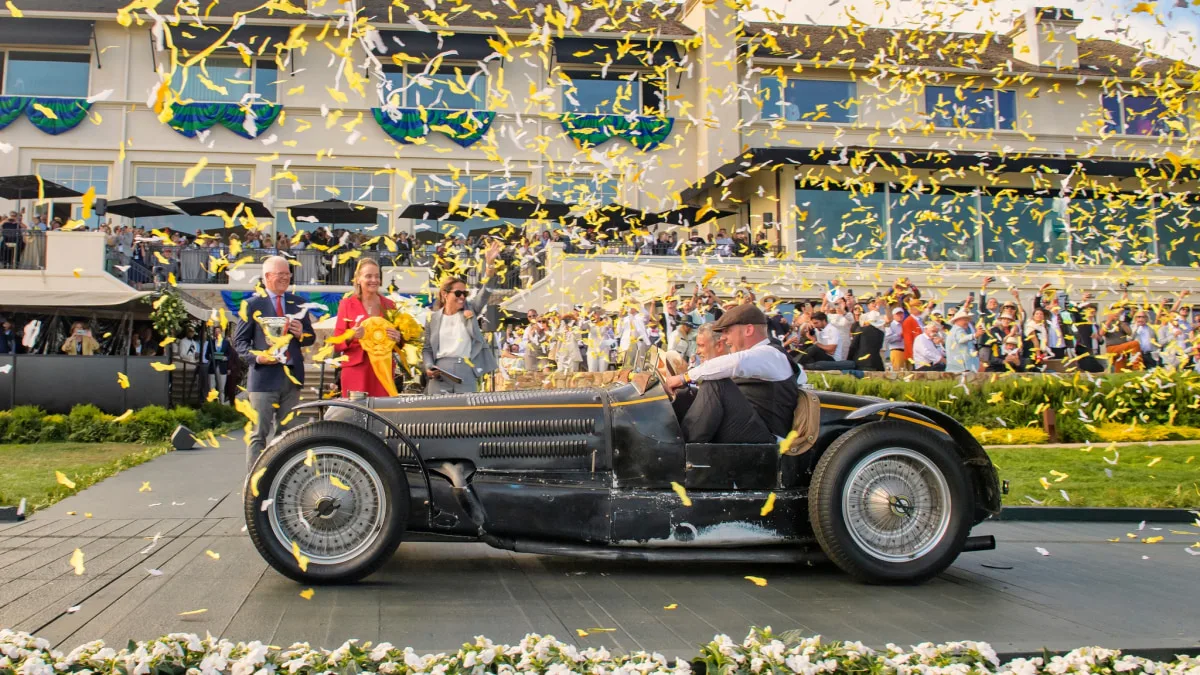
[{"x1": 244, "y1": 348, "x2": 1003, "y2": 585}]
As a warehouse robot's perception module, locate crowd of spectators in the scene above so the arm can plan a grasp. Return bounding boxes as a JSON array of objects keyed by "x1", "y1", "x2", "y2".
[{"x1": 493, "y1": 279, "x2": 1200, "y2": 378}]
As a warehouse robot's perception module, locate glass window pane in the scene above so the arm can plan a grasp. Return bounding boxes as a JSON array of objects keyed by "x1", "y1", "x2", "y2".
[
  {"x1": 1101, "y1": 95, "x2": 1122, "y2": 134},
  {"x1": 888, "y1": 188, "x2": 978, "y2": 262},
  {"x1": 562, "y1": 70, "x2": 638, "y2": 114},
  {"x1": 1156, "y1": 199, "x2": 1200, "y2": 267},
  {"x1": 783, "y1": 80, "x2": 856, "y2": 123},
  {"x1": 981, "y1": 191, "x2": 1069, "y2": 264},
  {"x1": 926, "y1": 85, "x2": 1003, "y2": 130},
  {"x1": 997, "y1": 90, "x2": 1016, "y2": 130},
  {"x1": 254, "y1": 62, "x2": 278, "y2": 103},
  {"x1": 794, "y1": 187, "x2": 885, "y2": 260},
  {"x1": 1068, "y1": 197, "x2": 1156, "y2": 265},
  {"x1": 407, "y1": 70, "x2": 483, "y2": 110},
  {"x1": 5, "y1": 52, "x2": 89, "y2": 97},
  {"x1": 1121, "y1": 96, "x2": 1167, "y2": 136},
  {"x1": 35, "y1": 164, "x2": 109, "y2": 196},
  {"x1": 757, "y1": 76, "x2": 786, "y2": 119},
  {"x1": 178, "y1": 56, "x2": 251, "y2": 103}
]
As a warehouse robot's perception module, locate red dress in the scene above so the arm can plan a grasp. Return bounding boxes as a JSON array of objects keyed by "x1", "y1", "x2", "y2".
[{"x1": 334, "y1": 294, "x2": 397, "y2": 397}]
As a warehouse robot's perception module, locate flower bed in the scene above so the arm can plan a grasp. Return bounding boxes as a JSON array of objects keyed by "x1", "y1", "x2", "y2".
[{"x1": 1, "y1": 628, "x2": 1196, "y2": 675}]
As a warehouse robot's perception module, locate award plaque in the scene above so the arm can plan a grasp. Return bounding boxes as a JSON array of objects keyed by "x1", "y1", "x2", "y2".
[{"x1": 260, "y1": 316, "x2": 289, "y2": 362}]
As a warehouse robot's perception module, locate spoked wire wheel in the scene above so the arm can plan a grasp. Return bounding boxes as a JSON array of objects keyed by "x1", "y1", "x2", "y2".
[
  {"x1": 267, "y1": 446, "x2": 387, "y2": 565},
  {"x1": 841, "y1": 448, "x2": 951, "y2": 562}
]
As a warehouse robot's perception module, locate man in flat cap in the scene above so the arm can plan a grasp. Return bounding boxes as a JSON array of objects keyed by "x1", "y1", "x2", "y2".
[{"x1": 662, "y1": 303, "x2": 805, "y2": 444}]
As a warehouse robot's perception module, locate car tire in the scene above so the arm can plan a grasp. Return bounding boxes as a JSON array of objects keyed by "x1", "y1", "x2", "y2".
[
  {"x1": 809, "y1": 420, "x2": 972, "y2": 584},
  {"x1": 245, "y1": 420, "x2": 409, "y2": 584}
]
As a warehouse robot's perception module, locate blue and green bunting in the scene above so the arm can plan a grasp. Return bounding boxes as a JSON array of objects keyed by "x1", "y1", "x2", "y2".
[
  {"x1": 559, "y1": 113, "x2": 675, "y2": 151},
  {"x1": 0, "y1": 97, "x2": 92, "y2": 135},
  {"x1": 167, "y1": 103, "x2": 282, "y2": 139},
  {"x1": 372, "y1": 108, "x2": 495, "y2": 148},
  {"x1": 221, "y1": 291, "x2": 430, "y2": 318}
]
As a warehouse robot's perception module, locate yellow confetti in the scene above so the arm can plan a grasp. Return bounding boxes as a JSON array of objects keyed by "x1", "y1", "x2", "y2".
[
  {"x1": 72, "y1": 268, "x2": 83, "y2": 278},
  {"x1": 760, "y1": 492, "x2": 776, "y2": 517},
  {"x1": 113, "y1": 409, "x2": 133, "y2": 423},
  {"x1": 139, "y1": 481, "x2": 151, "y2": 492},
  {"x1": 744, "y1": 576, "x2": 768, "y2": 587},
  {"x1": 178, "y1": 609, "x2": 208, "y2": 616},
  {"x1": 576, "y1": 629, "x2": 589, "y2": 637},
  {"x1": 1050, "y1": 470, "x2": 1069, "y2": 483},
  {"x1": 69, "y1": 548, "x2": 85, "y2": 575},
  {"x1": 1143, "y1": 536, "x2": 1164, "y2": 544},
  {"x1": 1039, "y1": 477, "x2": 1051, "y2": 490},
  {"x1": 300, "y1": 588, "x2": 315, "y2": 600},
  {"x1": 664, "y1": 603, "x2": 678, "y2": 610},
  {"x1": 205, "y1": 550, "x2": 220, "y2": 560},
  {"x1": 670, "y1": 481, "x2": 691, "y2": 507},
  {"x1": 150, "y1": 362, "x2": 176, "y2": 372},
  {"x1": 1147, "y1": 457, "x2": 1162, "y2": 467},
  {"x1": 182, "y1": 157, "x2": 209, "y2": 187},
  {"x1": 117, "y1": 372, "x2": 130, "y2": 389},
  {"x1": 31, "y1": 103, "x2": 57, "y2": 120},
  {"x1": 330, "y1": 476, "x2": 351, "y2": 491},
  {"x1": 5, "y1": 1, "x2": 22, "y2": 17},
  {"x1": 250, "y1": 467, "x2": 267, "y2": 497},
  {"x1": 291, "y1": 540, "x2": 310, "y2": 572},
  {"x1": 56, "y1": 471, "x2": 76, "y2": 490}
]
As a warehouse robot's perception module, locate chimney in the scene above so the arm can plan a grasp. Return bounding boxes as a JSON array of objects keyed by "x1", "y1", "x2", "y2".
[{"x1": 1008, "y1": 7, "x2": 1083, "y2": 69}]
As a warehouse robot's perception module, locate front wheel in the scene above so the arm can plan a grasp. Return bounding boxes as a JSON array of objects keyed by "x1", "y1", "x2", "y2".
[
  {"x1": 244, "y1": 421, "x2": 409, "y2": 584},
  {"x1": 809, "y1": 420, "x2": 973, "y2": 584}
]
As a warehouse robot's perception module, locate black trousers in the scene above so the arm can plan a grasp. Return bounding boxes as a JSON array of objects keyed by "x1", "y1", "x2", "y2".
[
  {"x1": 674, "y1": 379, "x2": 775, "y2": 444},
  {"x1": 797, "y1": 345, "x2": 834, "y2": 366}
]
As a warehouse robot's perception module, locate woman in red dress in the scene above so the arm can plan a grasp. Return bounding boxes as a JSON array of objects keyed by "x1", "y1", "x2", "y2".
[{"x1": 334, "y1": 258, "x2": 402, "y2": 397}]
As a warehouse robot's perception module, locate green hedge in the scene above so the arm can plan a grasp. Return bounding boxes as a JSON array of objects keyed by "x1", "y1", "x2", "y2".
[
  {"x1": 809, "y1": 370, "x2": 1200, "y2": 443},
  {"x1": 0, "y1": 402, "x2": 241, "y2": 445}
]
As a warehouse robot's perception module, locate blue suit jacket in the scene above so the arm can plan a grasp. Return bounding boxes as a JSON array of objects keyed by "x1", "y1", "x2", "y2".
[{"x1": 233, "y1": 292, "x2": 316, "y2": 393}]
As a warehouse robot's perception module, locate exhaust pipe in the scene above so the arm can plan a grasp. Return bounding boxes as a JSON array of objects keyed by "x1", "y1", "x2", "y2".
[{"x1": 963, "y1": 535, "x2": 996, "y2": 552}]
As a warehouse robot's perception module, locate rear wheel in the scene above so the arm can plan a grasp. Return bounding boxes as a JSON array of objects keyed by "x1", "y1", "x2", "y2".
[
  {"x1": 809, "y1": 420, "x2": 972, "y2": 584},
  {"x1": 244, "y1": 421, "x2": 409, "y2": 584}
]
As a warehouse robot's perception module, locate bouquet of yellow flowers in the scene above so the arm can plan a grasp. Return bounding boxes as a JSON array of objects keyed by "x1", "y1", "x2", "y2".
[
  {"x1": 385, "y1": 307, "x2": 425, "y2": 374},
  {"x1": 354, "y1": 308, "x2": 425, "y2": 397}
]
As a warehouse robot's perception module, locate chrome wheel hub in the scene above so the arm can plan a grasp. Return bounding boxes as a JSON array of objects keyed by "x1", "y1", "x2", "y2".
[
  {"x1": 842, "y1": 448, "x2": 951, "y2": 562},
  {"x1": 267, "y1": 447, "x2": 387, "y2": 566}
]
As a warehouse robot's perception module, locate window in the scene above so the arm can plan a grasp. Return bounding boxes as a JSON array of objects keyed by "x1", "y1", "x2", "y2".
[
  {"x1": 547, "y1": 174, "x2": 619, "y2": 209},
  {"x1": 378, "y1": 64, "x2": 486, "y2": 109},
  {"x1": 759, "y1": 77, "x2": 857, "y2": 123},
  {"x1": 888, "y1": 189, "x2": 979, "y2": 262},
  {"x1": 135, "y1": 165, "x2": 252, "y2": 198},
  {"x1": 980, "y1": 191, "x2": 1070, "y2": 265},
  {"x1": 1, "y1": 52, "x2": 90, "y2": 97},
  {"x1": 411, "y1": 172, "x2": 528, "y2": 237},
  {"x1": 282, "y1": 169, "x2": 391, "y2": 203},
  {"x1": 35, "y1": 164, "x2": 109, "y2": 196},
  {"x1": 1101, "y1": 94, "x2": 1180, "y2": 136},
  {"x1": 1066, "y1": 196, "x2": 1156, "y2": 266},
  {"x1": 1156, "y1": 199, "x2": 1200, "y2": 267},
  {"x1": 178, "y1": 57, "x2": 277, "y2": 103},
  {"x1": 925, "y1": 85, "x2": 1015, "y2": 130},
  {"x1": 794, "y1": 187, "x2": 885, "y2": 259},
  {"x1": 561, "y1": 69, "x2": 662, "y2": 115}
]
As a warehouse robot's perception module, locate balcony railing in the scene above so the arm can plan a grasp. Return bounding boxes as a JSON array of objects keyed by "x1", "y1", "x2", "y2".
[{"x1": 0, "y1": 231, "x2": 47, "y2": 270}]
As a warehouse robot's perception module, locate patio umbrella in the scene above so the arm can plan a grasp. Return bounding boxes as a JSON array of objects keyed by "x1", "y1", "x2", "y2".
[
  {"x1": 398, "y1": 201, "x2": 471, "y2": 221},
  {"x1": 0, "y1": 175, "x2": 84, "y2": 201},
  {"x1": 174, "y1": 192, "x2": 274, "y2": 218},
  {"x1": 654, "y1": 205, "x2": 736, "y2": 228},
  {"x1": 105, "y1": 196, "x2": 182, "y2": 219},
  {"x1": 485, "y1": 198, "x2": 573, "y2": 220},
  {"x1": 288, "y1": 198, "x2": 378, "y2": 225},
  {"x1": 570, "y1": 204, "x2": 659, "y2": 231}
]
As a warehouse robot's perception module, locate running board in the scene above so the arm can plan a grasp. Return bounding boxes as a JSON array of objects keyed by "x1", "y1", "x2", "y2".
[
  {"x1": 963, "y1": 535, "x2": 996, "y2": 552},
  {"x1": 485, "y1": 537, "x2": 825, "y2": 563}
]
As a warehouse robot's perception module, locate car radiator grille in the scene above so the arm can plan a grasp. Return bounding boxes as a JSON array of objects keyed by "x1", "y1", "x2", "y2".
[{"x1": 478, "y1": 440, "x2": 591, "y2": 459}]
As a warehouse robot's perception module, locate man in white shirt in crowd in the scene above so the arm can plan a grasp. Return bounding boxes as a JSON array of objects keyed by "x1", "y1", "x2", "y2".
[
  {"x1": 796, "y1": 311, "x2": 841, "y2": 366},
  {"x1": 1131, "y1": 309, "x2": 1158, "y2": 368},
  {"x1": 663, "y1": 304, "x2": 804, "y2": 444},
  {"x1": 912, "y1": 322, "x2": 947, "y2": 371},
  {"x1": 667, "y1": 316, "x2": 697, "y2": 363}
]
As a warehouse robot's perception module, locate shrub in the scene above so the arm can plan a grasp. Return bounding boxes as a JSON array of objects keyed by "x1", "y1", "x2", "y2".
[
  {"x1": 968, "y1": 426, "x2": 1049, "y2": 445},
  {"x1": 4, "y1": 406, "x2": 47, "y2": 444},
  {"x1": 38, "y1": 414, "x2": 68, "y2": 443},
  {"x1": 123, "y1": 406, "x2": 179, "y2": 444},
  {"x1": 170, "y1": 406, "x2": 198, "y2": 431},
  {"x1": 197, "y1": 401, "x2": 240, "y2": 429},
  {"x1": 66, "y1": 404, "x2": 112, "y2": 443}
]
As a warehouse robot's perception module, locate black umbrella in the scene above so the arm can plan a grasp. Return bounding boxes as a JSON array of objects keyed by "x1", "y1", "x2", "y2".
[
  {"x1": 570, "y1": 204, "x2": 659, "y2": 231},
  {"x1": 486, "y1": 198, "x2": 573, "y2": 220},
  {"x1": 288, "y1": 198, "x2": 378, "y2": 225},
  {"x1": 174, "y1": 192, "x2": 274, "y2": 218},
  {"x1": 654, "y1": 205, "x2": 737, "y2": 227},
  {"x1": 398, "y1": 201, "x2": 471, "y2": 221},
  {"x1": 0, "y1": 175, "x2": 83, "y2": 201},
  {"x1": 105, "y1": 196, "x2": 182, "y2": 219}
]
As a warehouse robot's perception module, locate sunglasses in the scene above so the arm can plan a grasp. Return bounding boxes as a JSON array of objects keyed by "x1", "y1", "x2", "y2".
[{"x1": 451, "y1": 290, "x2": 469, "y2": 298}]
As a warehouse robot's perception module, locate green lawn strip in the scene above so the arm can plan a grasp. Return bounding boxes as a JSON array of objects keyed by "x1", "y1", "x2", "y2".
[
  {"x1": 991, "y1": 442, "x2": 1200, "y2": 508},
  {"x1": 0, "y1": 442, "x2": 169, "y2": 513}
]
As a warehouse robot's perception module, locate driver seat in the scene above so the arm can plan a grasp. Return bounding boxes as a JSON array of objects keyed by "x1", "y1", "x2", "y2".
[{"x1": 780, "y1": 388, "x2": 821, "y2": 456}]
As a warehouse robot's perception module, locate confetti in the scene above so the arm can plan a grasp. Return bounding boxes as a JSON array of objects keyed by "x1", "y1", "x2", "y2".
[
  {"x1": 664, "y1": 603, "x2": 678, "y2": 610},
  {"x1": 300, "y1": 588, "x2": 315, "y2": 600},
  {"x1": 1035, "y1": 547, "x2": 1051, "y2": 556},
  {"x1": 178, "y1": 609, "x2": 207, "y2": 617},
  {"x1": 139, "y1": 482, "x2": 152, "y2": 493},
  {"x1": 69, "y1": 549, "x2": 85, "y2": 575},
  {"x1": 205, "y1": 550, "x2": 220, "y2": 560},
  {"x1": 744, "y1": 576, "x2": 768, "y2": 586},
  {"x1": 670, "y1": 482, "x2": 691, "y2": 507},
  {"x1": 760, "y1": 492, "x2": 776, "y2": 516},
  {"x1": 329, "y1": 476, "x2": 352, "y2": 491},
  {"x1": 55, "y1": 471, "x2": 76, "y2": 490}
]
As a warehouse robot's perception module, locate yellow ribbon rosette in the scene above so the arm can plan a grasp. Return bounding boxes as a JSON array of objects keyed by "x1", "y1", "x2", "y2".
[{"x1": 358, "y1": 316, "x2": 401, "y2": 397}]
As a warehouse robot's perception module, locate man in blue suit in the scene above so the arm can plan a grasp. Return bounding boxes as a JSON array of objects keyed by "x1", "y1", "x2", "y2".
[{"x1": 234, "y1": 256, "x2": 316, "y2": 470}]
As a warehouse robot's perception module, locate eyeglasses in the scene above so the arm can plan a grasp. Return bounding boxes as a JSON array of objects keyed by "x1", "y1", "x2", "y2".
[{"x1": 452, "y1": 290, "x2": 469, "y2": 298}]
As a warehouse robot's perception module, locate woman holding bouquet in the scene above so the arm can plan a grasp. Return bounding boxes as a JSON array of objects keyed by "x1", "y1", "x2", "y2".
[{"x1": 334, "y1": 258, "x2": 403, "y2": 397}]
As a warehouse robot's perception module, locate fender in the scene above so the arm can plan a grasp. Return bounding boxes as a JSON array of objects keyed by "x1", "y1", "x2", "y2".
[
  {"x1": 290, "y1": 400, "x2": 441, "y2": 522},
  {"x1": 844, "y1": 401, "x2": 1002, "y2": 519}
]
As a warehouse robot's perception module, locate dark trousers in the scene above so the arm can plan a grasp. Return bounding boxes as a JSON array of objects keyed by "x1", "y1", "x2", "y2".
[
  {"x1": 674, "y1": 379, "x2": 775, "y2": 444},
  {"x1": 798, "y1": 345, "x2": 834, "y2": 365}
]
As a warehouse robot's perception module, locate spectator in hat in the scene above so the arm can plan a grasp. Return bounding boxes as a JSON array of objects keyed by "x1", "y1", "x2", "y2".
[
  {"x1": 667, "y1": 315, "x2": 698, "y2": 363},
  {"x1": 884, "y1": 306, "x2": 906, "y2": 371},
  {"x1": 659, "y1": 296, "x2": 687, "y2": 346},
  {"x1": 988, "y1": 334, "x2": 1032, "y2": 372},
  {"x1": 912, "y1": 322, "x2": 946, "y2": 371},
  {"x1": 945, "y1": 308, "x2": 982, "y2": 372},
  {"x1": 61, "y1": 321, "x2": 100, "y2": 356},
  {"x1": 1131, "y1": 309, "x2": 1159, "y2": 369}
]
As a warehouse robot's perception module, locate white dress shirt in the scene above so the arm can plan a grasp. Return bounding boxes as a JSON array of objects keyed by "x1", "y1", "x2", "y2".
[
  {"x1": 436, "y1": 313, "x2": 472, "y2": 359},
  {"x1": 828, "y1": 314, "x2": 853, "y2": 360},
  {"x1": 912, "y1": 334, "x2": 945, "y2": 368},
  {"x1": 687, "y1": 338, "x2": 805, "y2": 386},
  {"x1": 817, "y1": 324, "x2": 844, "y2": 361}
]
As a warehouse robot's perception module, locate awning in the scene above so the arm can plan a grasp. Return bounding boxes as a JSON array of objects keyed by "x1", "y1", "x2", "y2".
[
  {"x1": 0, "y1": 18, "x2": 93, "y2": 46},
  {"x1": 554, "y1": 38, "x2": 680, "y2": 67},
  {"x1": 169, "y1": 24, "x2": 293, "y2": 54},
  {"x1": 680, "y1": 147, "x2": 1200, "y2": 202},
  {"x1": 371, "y1": 31, "x2": 497, "y2": 61}
]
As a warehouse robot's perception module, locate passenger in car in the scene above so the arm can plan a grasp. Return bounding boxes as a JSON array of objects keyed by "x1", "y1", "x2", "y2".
[{"x1": 663, "y1": 304, "x2": 803, "y2": 444}]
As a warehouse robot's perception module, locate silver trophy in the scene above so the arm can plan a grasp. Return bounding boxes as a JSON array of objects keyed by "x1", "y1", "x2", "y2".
[{"x1": 260, "y1": 316, "x2": 290, "y2": 363}]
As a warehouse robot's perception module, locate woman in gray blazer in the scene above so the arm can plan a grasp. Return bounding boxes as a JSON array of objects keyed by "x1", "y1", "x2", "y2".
[{"x1": 422, "y1": 242, "x2": 501, "y2": 394}]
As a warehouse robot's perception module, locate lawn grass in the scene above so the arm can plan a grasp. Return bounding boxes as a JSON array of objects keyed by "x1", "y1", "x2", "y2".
[
  {"x1": 990, "y1": 442, "x2": 1200, "y2": 508},
  {"x1": 0, "y1": 442, "x2": 170, "y2": 513}
]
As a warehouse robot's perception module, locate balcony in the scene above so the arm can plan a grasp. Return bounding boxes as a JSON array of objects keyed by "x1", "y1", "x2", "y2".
[{"x1": 0, "y1": 230, "x2": 47, "y2": 271}]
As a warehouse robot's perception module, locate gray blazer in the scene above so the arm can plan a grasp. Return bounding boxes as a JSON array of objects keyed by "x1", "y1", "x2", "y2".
[{"x1": 422, "y1": 283, "x2": 497, "y2": 376}]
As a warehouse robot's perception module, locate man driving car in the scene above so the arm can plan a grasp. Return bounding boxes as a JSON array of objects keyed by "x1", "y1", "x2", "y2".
[{"x1": 663, "y1": 304, "x2": 804, "y2": 444}]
